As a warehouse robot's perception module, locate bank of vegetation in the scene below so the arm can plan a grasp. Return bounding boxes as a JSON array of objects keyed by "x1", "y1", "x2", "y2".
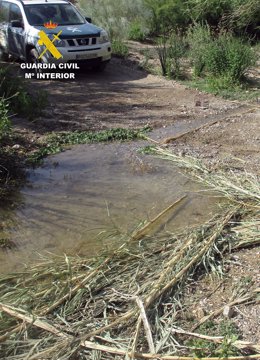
[
  {"x1": 0, "y1": 66, "x2": 48, "y2": 202},
  {"x1": 79, "y1": 0, "x2": 259, "y2": 98}
]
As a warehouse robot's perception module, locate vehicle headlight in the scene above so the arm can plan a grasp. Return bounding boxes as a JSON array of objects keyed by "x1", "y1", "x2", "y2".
[
  {"x1": 98, "y1": 30, "x2": 109, "y2": 44},
  {"x1": 55, "y1": 39, "x2": 67, "y2": 48},
  {"x1": 47, "y1": 34, "x2": 66, "y2": 48}
]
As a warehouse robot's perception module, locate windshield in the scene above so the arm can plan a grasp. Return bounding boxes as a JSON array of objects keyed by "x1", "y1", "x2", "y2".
[{"x1": 24, "y1": 4, "x2": 85, "y2": 26}]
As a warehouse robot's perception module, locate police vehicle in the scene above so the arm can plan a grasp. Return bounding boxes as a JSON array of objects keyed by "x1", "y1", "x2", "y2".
[{"x1": 0, "y1": 0, "x2": 111, "y2": 71}]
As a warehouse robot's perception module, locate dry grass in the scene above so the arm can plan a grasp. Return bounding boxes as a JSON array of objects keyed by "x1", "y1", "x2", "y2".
[{"x1": 0, "y1": 149, "x2": 259, "y2": 359}]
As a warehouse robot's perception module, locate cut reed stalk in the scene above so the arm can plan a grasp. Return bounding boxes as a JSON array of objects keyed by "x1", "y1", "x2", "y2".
[{"x1": 0, "y1": 149, "x2": 259, "y2": 360}]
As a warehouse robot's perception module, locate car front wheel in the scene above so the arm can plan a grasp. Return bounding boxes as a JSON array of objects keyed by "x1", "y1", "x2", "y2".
[
  {"x1": 0, "y1": 48, "x2": 9, "y2": 62},
  {"x1": 28, "y1": 48, "x2": 42, "y2": 74}
]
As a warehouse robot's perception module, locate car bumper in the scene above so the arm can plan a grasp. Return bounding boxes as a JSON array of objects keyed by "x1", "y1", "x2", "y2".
[{"x1": 41, "y1": 42, "x2": 112, "y2": 64}]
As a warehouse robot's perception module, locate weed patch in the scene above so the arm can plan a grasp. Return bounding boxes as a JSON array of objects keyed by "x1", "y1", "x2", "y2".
[
  {"x1": 0, "y1": 66, "x2": 47, "y2": 120},
  {"x1": 183, "y1": 78, "x2": 260, "y2": 101},
  {"x1": 28, "y1": 127, "x2": 151, "y2": 164},
  {"x1": 185, "y1": 320, "x2": 241, "y2": 358},
  {"x1": 112, "y1": 39, "x2": 129, "y2": 58},
  {"x1": 0, "y1": 98, "x2": 11, "y2": 141}
]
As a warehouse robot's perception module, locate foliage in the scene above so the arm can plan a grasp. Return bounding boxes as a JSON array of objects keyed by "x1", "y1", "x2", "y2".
[
  {"x1": 145, "y1": 0, "x2": 189, "y2": 35},
  {"x1": 112, "y1": 39, "x2": 129, "y2": 58},
  {"x1": 188, "y1": 0, "x2": 233, "y2": 27},
  {"x1": 78, "y1": 0, "x2": 150, "y2": 41},
  {"x1": 150, "y1": 0, "x2": 260, "y2": 36},
  {"x1": 206, "y1": 33, "x2": 256, "y2": 81},
  {"x1": 0, "y1": 97, "x2": 11, "y2": 141},
  {"x1": 128, "y1": 20, "x2": 147, "y2": 41},
  {"x1": 28, "y1": 127, "x2": 151, "y2": 164},
  {"x1": 222, "y1": 0, "x2": 260, "y2": 37},
  {"x1": 187, "y1": 320, "x2": 240, "y2": 358},
  {"x1": 78, "y1": 0, "x2": 259, "y2": 39},
  {"x1": 0, "y1": 67, "x2": 47, "y2": 120},
  {"x1": 187, "y1": 24, "x2": 256, "y2": 88},
  {"x1": 186, "y1": 23, "x2": 212, "y2": 77},
  {"x1": 156, "y1": 32, "x2": 187, "y2": 78}
]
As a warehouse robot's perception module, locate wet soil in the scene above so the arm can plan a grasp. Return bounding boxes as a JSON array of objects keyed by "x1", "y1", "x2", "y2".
[{"x1": 0, "y1": 141, "x2": 220, "y2": 273}]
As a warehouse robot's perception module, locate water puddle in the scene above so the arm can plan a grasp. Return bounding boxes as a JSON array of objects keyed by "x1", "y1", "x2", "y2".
[{"x1": 0, "y1": 142, "x2": 220, "y2": 273}]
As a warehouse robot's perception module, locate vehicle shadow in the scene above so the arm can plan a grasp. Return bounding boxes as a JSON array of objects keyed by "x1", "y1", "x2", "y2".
[{"x1": 13, "y1": 57, "x2": 169, "y2": 134}]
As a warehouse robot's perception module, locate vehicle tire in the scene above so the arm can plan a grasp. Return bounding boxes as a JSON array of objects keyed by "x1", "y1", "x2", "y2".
[
  {"x1": 28, "y1": 48, "x2": 42, "y2": 74},
  {"x1": 0, "y1": 48, "x2": 9, "y2": 62}
]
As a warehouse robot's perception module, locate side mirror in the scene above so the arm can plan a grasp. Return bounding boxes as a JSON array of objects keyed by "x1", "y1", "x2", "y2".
[
  {"x1": 11, "y1": 20, "x2": 23, "y2": 28},
  {"x1": 85, "y1": 17, "x2": 92, "y2": 23}
]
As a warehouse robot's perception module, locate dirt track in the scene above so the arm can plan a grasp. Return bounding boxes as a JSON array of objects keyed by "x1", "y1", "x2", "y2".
[
  {"x1": 17, "y1": 58, "x2": 241, "y2": 133},
  {"x1": 13, "y1": 57, "x2": 259, "y2": 173}
]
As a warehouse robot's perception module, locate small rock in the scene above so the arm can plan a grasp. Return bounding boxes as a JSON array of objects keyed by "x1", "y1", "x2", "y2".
[
  {"x1": 193, "y1": 307, "x2": 206, "y2": 319},
  {"x1": 223, "y1": 305, "x2": 234, "y2": 318},
  {"x1": 12, "y1": 144, "x2": 20, "y2": 150}
]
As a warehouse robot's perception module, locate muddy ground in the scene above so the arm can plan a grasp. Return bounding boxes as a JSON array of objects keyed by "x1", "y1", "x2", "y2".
[
  {"x1": 13, "y1": 57, "x2": 259, "y2": 171},
  {"x1": 3, "y1": 56, "x2": 260, "y2": 346}
]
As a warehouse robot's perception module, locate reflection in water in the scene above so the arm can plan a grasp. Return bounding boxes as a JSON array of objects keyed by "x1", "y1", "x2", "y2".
[{"x1": 0, "y1": 142, "x2": 219, "y2": 273}]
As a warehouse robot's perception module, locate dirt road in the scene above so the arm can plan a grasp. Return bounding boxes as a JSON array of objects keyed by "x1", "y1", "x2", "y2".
[
  {"x1": 13, "y1": 57, "x2": 259, "y2": 172},
  {"x1": 21, "y1": 58, "x2": 241, "y2": 132}
]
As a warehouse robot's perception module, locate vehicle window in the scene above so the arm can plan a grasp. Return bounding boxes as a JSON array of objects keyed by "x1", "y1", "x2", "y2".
[
  {"x1": 24, "y1": 4, "x2": 85, "y2": 26},
  {"x1": 9, "y1": 3, "x2": 23, "y2": 23},
  {"x1": 0, "y1": 1, "x2": 10, "y2": 22}
]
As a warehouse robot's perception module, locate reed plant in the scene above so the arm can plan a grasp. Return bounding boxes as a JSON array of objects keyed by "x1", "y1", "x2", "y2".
[{"x1": 0, "y1": 149, "x2": 259, "y2": 359}]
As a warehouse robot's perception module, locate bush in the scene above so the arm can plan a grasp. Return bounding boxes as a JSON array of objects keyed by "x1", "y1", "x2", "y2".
[
  {"x1": 0, "y1": 98, "x2": 11, "y2": 141},
  {"x1": 187, "y1": 23, "x2": 212, "y2": 76},
  {"x1": 156, "y1": 36, "x2": 171, "y2": 76},
  {"x1": 0, "y1": 66, "x2": 47, "y2": 119},
  {"x1": 145, "y1": 0, "x2": 189, "y2": 35},
  {"x1": 128, "y1": 20, "x2": 147, "y2": 41},
  {"x1": 222, "y1": 35, "x2": 256, "y2": 81},
  {"x1": 188, "y1": 0, "x2": 233, "y2": 27},
  {"x1": 156, "y1": 32, "x2": 186, "y2": 78},
  {"x1": 188, "y1": 24, "x2": 256, "y2": 86},
  {"x1": 112, "y1": 39, "x2": 129, "y2": 58},
  {"x1": 78, "y1": 0, "x2": 150, "y2": 41}
]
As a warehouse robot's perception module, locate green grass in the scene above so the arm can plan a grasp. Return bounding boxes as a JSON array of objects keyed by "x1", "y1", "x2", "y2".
[
  {"x1": 28, "y1": 127, "x2": 151, "y2": 164},
  {"x1": 182, "y1": 78, "x2": 260, "y2": 101},
  {"x1": 112, "y1": 39, "x2": 129, "y2": 58},
  {"x1": 185, "y1": 320, "x2": 241, "y2": 358}
]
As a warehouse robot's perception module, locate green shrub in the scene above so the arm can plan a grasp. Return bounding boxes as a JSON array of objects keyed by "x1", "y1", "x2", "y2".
[
  {"x1": 203, "y1": 33, "x2": 256, "y2": 81},
  {"x1": 156, "y1": 36, "x2": 171, "y2": 76},
  {"x1": 168, "y1": 32, "x2": 187, "y2": 78},
  {"x1": 188, "y1": 0, "x2": 233, "y2": 27},
  {"x1": 112, "y1": 39, "x2": 129, "y2": 58},
  {"x1": 128, "y1": 20, "x2": 147, "y2": 41},
  {"x1": 0, "y1": 67, "x2": 47, "y2": 119},
  {"x1": 222, "y1": 34, "x2": 256, "y2": 81},
  {"x1": 187, "y1": 23, "x2": 212, "y2": 76},
  {"x1": 156, "y1": 32, "x2": 187, "y2": 78},
  {"x1": 145, "y1": 0, "x2": 190, "y2": 35},
  {"x1": 188, "y1": 24, "x2": 256, "y2": 87},
  {"x1": 0, "y1": 98, "x2": 11, "y2": 141},
  {"x1": 78, "y1": 0, "x2": 150, "y2": 40}
]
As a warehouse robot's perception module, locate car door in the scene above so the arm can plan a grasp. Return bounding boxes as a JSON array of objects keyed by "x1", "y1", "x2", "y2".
[
  {"x1": 0, "y1": 1, "x2": 10, "y2": 54},
  {"x1": 8, "y1": 2, "x2": 25, "y2": 58}
]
